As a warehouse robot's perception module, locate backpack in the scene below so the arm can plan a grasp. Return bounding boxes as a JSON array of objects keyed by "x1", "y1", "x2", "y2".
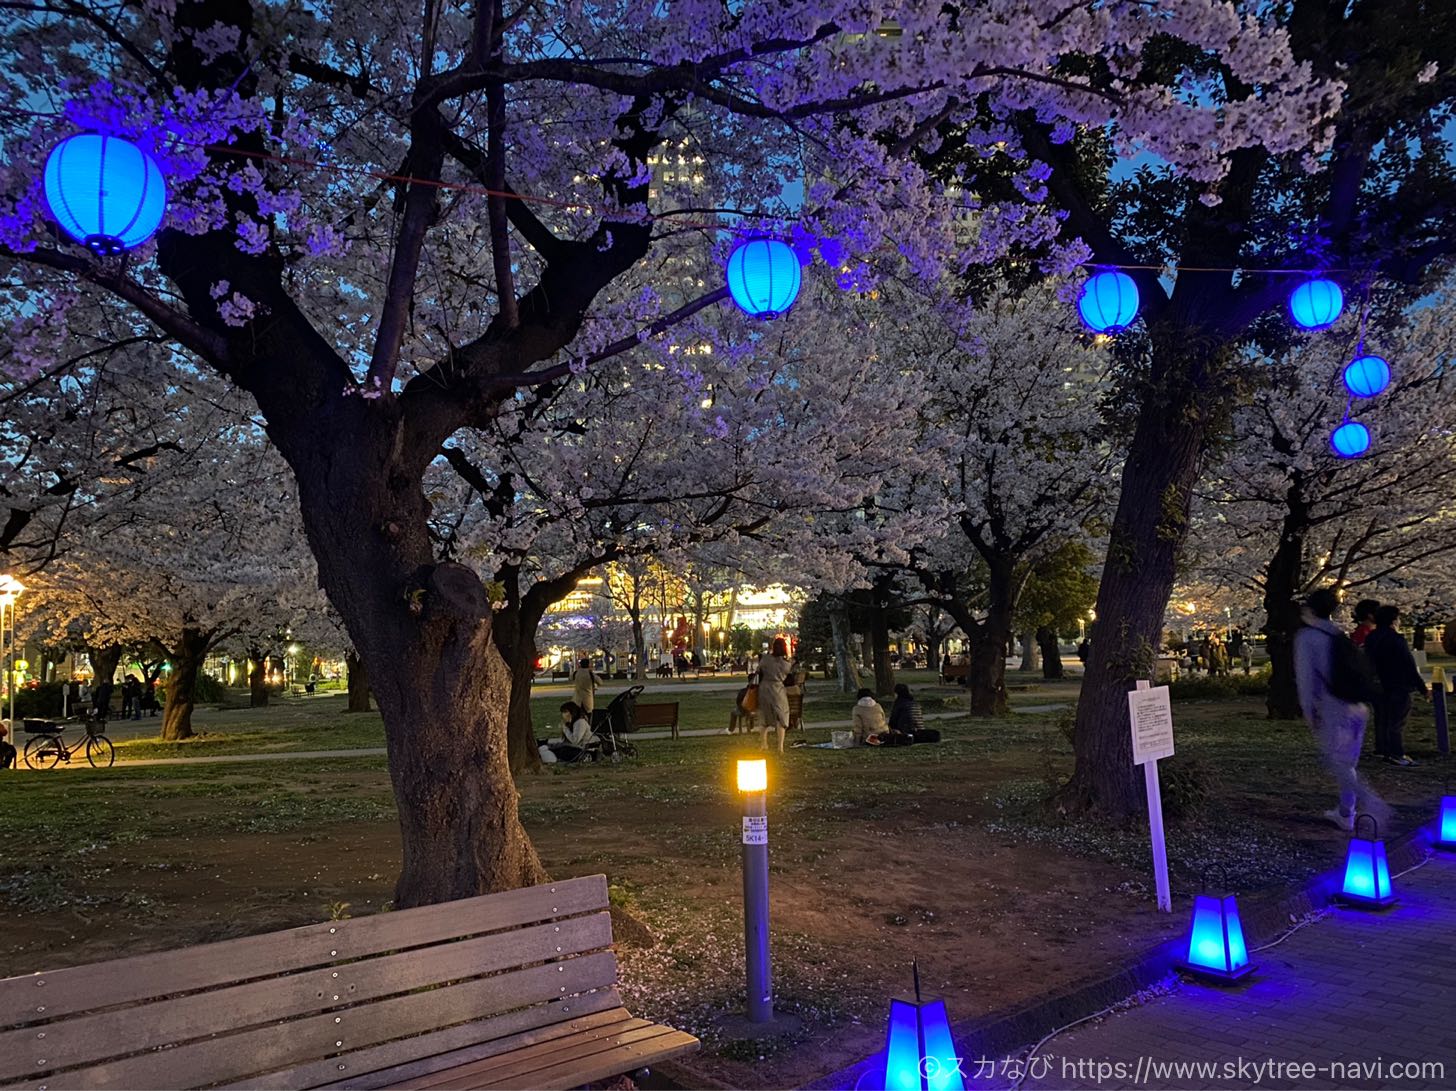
[{"x1": 1328, "y1": 630, "x2": 1379, "y2": 704}]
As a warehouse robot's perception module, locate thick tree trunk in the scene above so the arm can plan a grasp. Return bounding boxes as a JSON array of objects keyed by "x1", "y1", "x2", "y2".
[
  {"x1": 88, "y1": 644, "x2": 124, "y2": 694},
  {"x1": 1062, "y1": 331, "x2": 1219, "y2": 818},
  {"x1": 248, "y1": 648, "x2": 270, "y2": 707},
  {"x1": 630, "y1": 612, "x2": 647, "y2": 680},
  {"x1": 282, "y1": 417, "x2": 545, "y2": 905},
  {"x1": 1037, "y1": 626, "x2": 1064, "y2": 680},
  {"x1": 968, "y1": 559, "x2": 1014, "y2": 716},
  {"x1": 869, "y1": 604, "x2": 895, "y2": 696},
  {"x1": 829, "y1": 602, "x2": 860, "y2": 693},
  {"x1": 345, "y1": 650, "x2": 372, "y2": 713},
  {"x1": 1413, "y1": 624, "x2": 1426, "y2": 651},
  {"x1": 1263, "y1": 489, "x2": 1308, "y2": 720},
  {"x1": 1019, "y1": 631, "x2": 1039, "y2": 672},
  {"x1": 161, "y1": 626, "x2": 209, "y2": 741},
  {"x1": 488, "y1": 593, "x2": 549, "y2": 778}
]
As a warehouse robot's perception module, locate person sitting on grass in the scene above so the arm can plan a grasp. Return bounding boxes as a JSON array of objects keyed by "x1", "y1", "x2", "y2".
[
  {"x1": 851, "y1": 687, "x2": 888, "y2": 745},
  {"x1": 888, "y1": 683, "x2": 925, "y2": 737},
  {"x1": 551, "y1": 701, "x2": 599, "y2": 763}
]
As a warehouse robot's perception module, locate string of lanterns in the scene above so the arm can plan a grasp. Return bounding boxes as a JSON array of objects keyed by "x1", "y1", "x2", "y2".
[
  {"x1": 1078, "y1": 269, "x2": 1389, "y2": 460},
  {"x1": 31, "y1": 129, "x2": 1392, "y2": 434}
]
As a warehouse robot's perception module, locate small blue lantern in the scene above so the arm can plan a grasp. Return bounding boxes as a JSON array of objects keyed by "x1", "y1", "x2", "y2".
[
  {"x1": 725, "y1": 237, "x2": 801, "y2": 318},
  {"x1": 1343, "y1": 354, "x2": 1391, "y2": 398},
  {"x1": 1288, "y1": 278, "x2": 1344, "y2": 331},
  {"x1": 1339, "y1": 814, "x2": 1395, "y2": 908},
  {"x1": 881, "y1": 964, "x2": 964, "y2": 1091},
  {"x1": 1077, "y1": 270, "x2": 1139, "y2": 333},
  {"x1": 1330, "y1": 421, "x2": 1370, "y2": 459},
  {"x1": 1435, "y1": 796, "x2": 1456, "y2": 850},
  {"x1": 42, "y1": 133, "x2": 167, "y2": 256},
  {"x1": 1180, "y1": 887, "x2": 1252, "y2": 983}
]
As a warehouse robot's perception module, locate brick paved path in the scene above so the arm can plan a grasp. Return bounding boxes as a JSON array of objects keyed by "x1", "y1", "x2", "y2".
[{"x1": 1014, "y1": 852, "x2": 1456, "y2": 1091}]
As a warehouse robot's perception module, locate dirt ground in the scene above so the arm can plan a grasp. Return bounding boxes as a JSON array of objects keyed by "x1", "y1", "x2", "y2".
[{"x1": 2, "y1": 681, "x2": 1451, "y2": 1089}]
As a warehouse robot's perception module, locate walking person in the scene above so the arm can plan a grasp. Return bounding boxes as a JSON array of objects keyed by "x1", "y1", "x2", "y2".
[
  {"x1": 571, "y1": 657, "x2": 599, "y2": 717},
  {"x1": 1294, "y1": 589, "x2": 1388, "y2": 830},
  {"x1": 756, "y1": 637, "x2": 796, "y2": 753},
  {"x1": 1363, "y1": 605, "x2": 1427, "y2": 766},
  {"x1": 1350, "y1": 599, "x2": 1379, "y2": 648}
]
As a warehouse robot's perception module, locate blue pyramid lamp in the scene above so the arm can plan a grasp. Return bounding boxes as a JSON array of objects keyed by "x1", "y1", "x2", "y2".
[
  {"x1": 881, "y1": 963, "x2": 964, "y2": 1091},
  {"x1": 1339, "y1": 815, "x2": 1395, "y2": 908},
  {"x1": 1178, "y1": 870, "x2": 1252, "y2": 983},
  {"x1": 1435, "y1": 796, "x2": 1456, "y2": 850}
]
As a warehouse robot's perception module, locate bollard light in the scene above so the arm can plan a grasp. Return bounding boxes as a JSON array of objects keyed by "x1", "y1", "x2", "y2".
[
  {"x1": 737, "y1": 757, "x2": 767, "y2": 793},
  {"x1": 1435, "y1": 796, "x2": 1456, "y2": 850},
  {"x1": 1340, "y1": 814, "x2": 1395, "y2": 908},
  {"x1": 736, "y1": 757, "x2": 773, "y2": 1023},
  {"x1": 882, "y1": 964, "x2": 965, "y2": 1091}
]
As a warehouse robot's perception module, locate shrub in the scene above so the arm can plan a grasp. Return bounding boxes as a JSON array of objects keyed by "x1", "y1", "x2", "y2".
[
  {"x1": 12, "y1": 681, "x2": 67, "y2": 718},
  {"x1": 1158, "y1": 755, "x2": 1217, "y2": 820},
  {"x1": 193, "y1": 672, "x2": 226, "y2": 704}
]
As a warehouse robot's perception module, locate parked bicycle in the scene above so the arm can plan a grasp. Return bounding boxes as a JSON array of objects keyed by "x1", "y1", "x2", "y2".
[{"x1": 22, "y1": 711, "x2": 115, "y2": 769}]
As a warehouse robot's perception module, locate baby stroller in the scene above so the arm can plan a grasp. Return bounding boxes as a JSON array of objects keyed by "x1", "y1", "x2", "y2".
[{"x1": 590, "y1": 685, "x2": 642, "y2": 761}]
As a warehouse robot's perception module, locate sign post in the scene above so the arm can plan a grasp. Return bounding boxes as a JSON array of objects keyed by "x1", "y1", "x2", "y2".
[{"x1": 1128, "y1": 680, "x2": 1174, "y2": 912}]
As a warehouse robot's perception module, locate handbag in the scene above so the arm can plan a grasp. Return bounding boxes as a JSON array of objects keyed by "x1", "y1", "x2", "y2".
[{"x1": 740, "y1": 684, "x2": 759, "y2": 713}]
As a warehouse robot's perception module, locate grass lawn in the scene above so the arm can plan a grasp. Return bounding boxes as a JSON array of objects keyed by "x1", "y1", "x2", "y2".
[
  {"x1": 3, "y1": 672, "x2": 1452, "y2": 1088},
  {"x1": 104, "y1": 670, "x2": 972, "y2": 760}
]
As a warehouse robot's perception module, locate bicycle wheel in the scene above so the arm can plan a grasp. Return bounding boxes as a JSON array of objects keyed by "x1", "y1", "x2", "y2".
[
  {"x1": 85, "y1": 735, "x2": 116, "y2": 769},
  {"x1": 23, "y1": 735, "x2": 61, "y2": 769}
]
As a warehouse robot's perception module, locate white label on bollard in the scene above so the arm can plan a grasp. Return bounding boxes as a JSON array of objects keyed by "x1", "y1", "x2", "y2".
[{"x1": 742, "y1": 815, "x2": 768, "y2": 845}]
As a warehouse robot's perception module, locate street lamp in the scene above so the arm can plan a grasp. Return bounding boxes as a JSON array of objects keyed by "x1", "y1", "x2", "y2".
[{"x1": 0, "y1": 575, "x2": 24, "y2": 727}]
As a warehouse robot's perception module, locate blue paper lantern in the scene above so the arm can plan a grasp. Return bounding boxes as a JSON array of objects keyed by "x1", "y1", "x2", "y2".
[
  {"x1": 1077, "y1": 271, "x2": 1139, "y2": 333},
  {"x1": 881, "y1": 968, "x2": 964, "y2": 1091},
  {"x1": 1343, "y1": 354, "x2": 1391, "y2": 399},
  {"x1": 1340, "y1": 815, "x2": 1395, "y2": 908},
  {"x1": 43, "y1": 133, "x2": 167, "y2": 255},
  {"x1": 1288, "y1": 278, "x2": 1344, "y2": 331},
  {"x1": 725, "y1": 237, "x2": 801, "y2": 318},
  {"x1": 1435, "y1": 796, "x2": 1456, "y2": 850},
  {"x1": 1180, "y1": 893, "x2": 1252, "y2": 982},
  {"x1": 1330, "y1": 421, "x2": 1371, "y2": 459}
]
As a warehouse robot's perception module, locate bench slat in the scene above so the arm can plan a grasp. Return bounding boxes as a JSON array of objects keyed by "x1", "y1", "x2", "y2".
[
  {"x1": 2, "y1": 954, "x2": 619, "y2": 1091},
  {"x1": 391, "y1": 1017, "x2": 651, "y2": 1089},
  {"x1": 468, "y1": 1026, "x2": 700, "y2": 1091},
  {"x1": 0, "y1": 914, "x2": 613, "y2": 1084},
  {"x1": 0, "y1": 876, "x2": 609, "y2": 1026},
  {"x1": 300, "y1": 1001, "x2": 627, "y2": 1091}
]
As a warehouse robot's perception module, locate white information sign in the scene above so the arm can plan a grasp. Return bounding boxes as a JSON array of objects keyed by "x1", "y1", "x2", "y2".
[
  {"x1": 1129, "y1": 680, "x2": 1173, "y2": 913},
  {"x1": 742, "y1": 815, "x2": 768, "y2": 845},
  {"x1": 1128, "y1": 684, "x2": 1175, "y2": 765}
]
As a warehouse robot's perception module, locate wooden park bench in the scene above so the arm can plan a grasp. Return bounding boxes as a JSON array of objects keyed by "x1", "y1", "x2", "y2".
[
  {"x1": 630, "y1": 701, "x2": 680, "y2": 740},
  {"x1": 0, "y1": 875, "x2": 696, "y2": 1091},
  {"x1": 940, "y1": 662, "x2": 970, "y2": 684}
]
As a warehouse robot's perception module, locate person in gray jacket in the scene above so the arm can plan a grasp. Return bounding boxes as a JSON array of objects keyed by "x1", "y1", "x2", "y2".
[{"x1": 1293, "y1": 588, "x2": 1388, "y2": 831}]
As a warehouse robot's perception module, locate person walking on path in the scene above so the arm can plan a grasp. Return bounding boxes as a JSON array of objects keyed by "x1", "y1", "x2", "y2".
[
  {"x1": 1294, "y1": 589, "x2": 1388, "y2": 831},
  {"x1": 756, "y1": 637, "x2": 796, "y2": 753},
  {"x1": 571, "y1": 657, "x2": 599, "y2": 716},
  {"x1": 1363, "y1": 604, "x2": 1427, "y2": 766},
  {"x1": 1350, "y1": 599, "x2": 1379, "y2": 648}
]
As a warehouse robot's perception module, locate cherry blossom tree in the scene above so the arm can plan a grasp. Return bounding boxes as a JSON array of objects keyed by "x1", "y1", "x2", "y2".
[
  {"x1": 945, "y1": 4, "x2": 1456, "y2": 817},
  {"x1": 1193, "y1": 297, "x2": 1456, "y2": 716},
  {"x1": 873, "y1": 283, "x2": 1116, "y2": 713},
  {"x1": 0, "y1": 0, "x2": 1339, "y2": 901},
  {"x1": 29, "y1": 438, "x2": 313, "y2": 738}
]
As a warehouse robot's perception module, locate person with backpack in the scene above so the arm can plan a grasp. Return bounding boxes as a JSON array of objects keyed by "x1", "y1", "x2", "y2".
[
  {"x1": 1363, "y1": 604, "x2": 1427, "y2": 766},
  {"x1": 1294, "y1": 588, "x2": 1387, "y2": 831}
]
